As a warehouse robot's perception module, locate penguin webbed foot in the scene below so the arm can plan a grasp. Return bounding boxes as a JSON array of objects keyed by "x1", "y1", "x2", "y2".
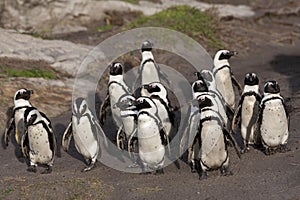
[
  {"x1": 220, "y1": 166, "x2": 233, "y2": 176},
  {"x1": 154, "y1": 168, "x2": 164, "y2": 175},
  {"x1": 41, "y1": 166, "x2": 52, "y2": 174},
  {"x1": 279, "y1": 144, "x2": 290, "y2": 153},
  {"x1": 199, "y1": 171, "x2": 207, "y2": 180},
  {"x1": 264, "y1": 147, "x2": 276, "y2": 156},
  {"x1": 241, "y1": 146, "x2": 250, "y2": 154},
  {"x1": 27, "y1": 165, "x2": 37, "y2": 173},
  {"x1": 82, "y1": 159, "x2": 96, "y2": 172}
]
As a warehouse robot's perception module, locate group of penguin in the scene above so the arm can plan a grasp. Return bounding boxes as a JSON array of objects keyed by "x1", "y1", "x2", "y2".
[{"x1": 3, "y1": 40, "x2": 290, "y2": 179}]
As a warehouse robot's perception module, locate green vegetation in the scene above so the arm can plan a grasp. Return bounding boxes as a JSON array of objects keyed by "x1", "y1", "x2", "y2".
[
  {"x1": 0, "y1": 65, "x2": 57, "y2": 79},
  {"x1": 121, "y1": 0, "x2": 140, "y2": 4},
  {"x1": 97, "y1": 24, "x2": 113, "y2": 32},
  {"x1": 121, "y1": 0, "x2": 161, "y2": 4},
  {"x1": 126, "y1": 5, "x2": 223, "y2": 48}
]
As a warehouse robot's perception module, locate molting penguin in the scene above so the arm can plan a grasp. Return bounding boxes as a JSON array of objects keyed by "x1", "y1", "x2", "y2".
[
  {"x1": 134, "y1": 40, "x2": 169, "y2": 95},
  {"x1": 213, "y1": 50, "x2": 242, "y2": 109},
  {"x1": 196, "y1": 95, "x2": 238, "y2": 179},
  {"x1": 4, "y1": 88, "x2": 34, "y2": 146},
  {"x1": 232, "y1": 73, "x2": 261, "y2": 153},
  {"x1": 142, "y1": 82, "x2": 175, "y2": 138},
  {"x1": 21, "y1": 107, "x2": 56, "y2": 173},
  {"x1": 134, "y1": 97, "x2": 169, "y2": 174},
  {"x1": 258, "y1": 80, "x2": 289, "y2": 155},
  {"x1": 62, "y1": 97, "x2": 107, "y2": 172}
]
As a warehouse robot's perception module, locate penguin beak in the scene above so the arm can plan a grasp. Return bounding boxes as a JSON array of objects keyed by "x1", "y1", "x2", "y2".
[
  {"x1": 143, "y1": 85, "x2": 151, "y2": 90},
  {"x1": 28, "y1": 90, "x2": 34, "y2": 95},
  {"x1": 227, "y1": 51, "x2": 238, "y2": 57}
]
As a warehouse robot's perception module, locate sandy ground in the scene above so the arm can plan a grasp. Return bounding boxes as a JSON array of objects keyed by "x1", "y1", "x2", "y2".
[{"x1": 1, "y1": 1, "x2": 300, "y2": 200}]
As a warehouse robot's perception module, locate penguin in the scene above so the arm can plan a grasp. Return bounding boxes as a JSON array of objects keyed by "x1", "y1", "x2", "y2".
[
  {"x1": 4, "y1": 88, "x2": 34, "y2": 146},
  {"x1": 134, "y1": 96, "x2": 169, "y2": 174},
  {"x1": 62, "y1": 97, "x2": 107, "y2": 172},
  {"x1": 212, "y1": 50, "x2": 242, "y2": 110},
  {"x1": 197, "y1": 69, "x2": 234, "y2": 117},
  {"x1": 196, "y1": 95, "x2": 238, "y2": 179},
  {"x1": 134, "y1": 40, "x2": 169, "y2": 95},
  {"x1": 141, "y1": 82, "x2": 175, "y2": 138},
  {"x1": 258, "y1": 80, "x2": 289, "y2": 155},
  {"x1": 232, "y1": 73, "x2": 261, "y2": 153},
  {"x1": 100, "y1": 62, "x2": 130, "y2": 127},
  {"x1": 113, "y1": 94, "x2": 137, "y2": 151},
  {"x1": 21, "y1": 107, "x2": 56, "y2": 174}
]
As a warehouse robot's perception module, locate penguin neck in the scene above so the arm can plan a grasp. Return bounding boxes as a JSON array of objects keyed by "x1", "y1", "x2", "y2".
[
  {"x1": 213, "y1": 59, "x2": 230, "y2": 70},
  {"x1": 14, "y1": 99, "x2": 31, "y2": 108},
  {"x1": 141, "y1": 51, "x2": 154, "y2": 62},
  {"x1": 243, "y1": 85, "x2": 259, "y2": 93},
  {"x1": 109, "y1": 75, "x2": 124, "y2": 83}
]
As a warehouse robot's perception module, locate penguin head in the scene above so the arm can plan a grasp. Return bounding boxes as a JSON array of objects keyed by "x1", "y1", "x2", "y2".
[
  {"x1": 24, "y1": 107, "x2": 40, "y2": 126},
  {"x1": 197, "y1": 95, "x2": 214, "y2": 109},
  {"x1": 192, "y1": 80, "x2": 208, "y2": 93},
  {"x1": 244, "y1": 73, "x2": 259, "y2": 86},
  {"x1": 200, "y1": 70, "x2": 214, "y2": 83},
  {"x1": 115, "y1": 94, "x2": 136, "y2": 111},
  {"x1": 264, "y1": 80, "x2": 280, "y2": 94},
  {"x1": 134, "y1": 97, "x2": 157, "y2": 113},
  {"x1": 73, "y1": 97, "x2": 88, "y2": 124},
  {"x1": 143, "y1": 82, "x2": 166, "y2": 94},
  {"x1": 141, "y1": 40, "x2": 153, "y2": 52},
  {"x1": 14, "y1": 88, "x2": 34, "y2": 101},
  {"x1": 214, "y1": 50, "x2": 238, "y2": 61},
  {"x1": 109, "y1": 62, "x2": 123, "y2": 76}
]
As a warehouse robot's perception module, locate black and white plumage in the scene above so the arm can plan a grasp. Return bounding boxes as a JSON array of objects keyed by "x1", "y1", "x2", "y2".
[
  {"x1": 142, "y1": 82, "x2": 175, "y2": 138},
  {"x1": 213, "y1": 50, "x2": 242, "y2": 110},
  {"x1": 4, "y1": 88, "x2": 34, "y2": 146},
  {"x1": 134, "y1": 96, "x2": 168, "y2": 174},
  {"x1": 62, "y1": 97, "x2": 106, "y2": 172},
  {"x1": 232, "y1": 73, "x2": 261, "y2": 153},
  {"x1": 196, "y1": 95, "x2": 237, "y2": 179},
  {"x1": 134, "y1": 40, "x2": 169, "y2": 94},
  {"x1": 21, "y1": 107, "x2": 56, "y2": 174},
  {"x1": 258, "y1": 80, "x2": 289, "y2": 155},
  {"x1": 113, "y1": 94, "x2": 138, "y2": 151},
  {"x1": 100, "y1": 62, "x2": 131, "y2": 128}
]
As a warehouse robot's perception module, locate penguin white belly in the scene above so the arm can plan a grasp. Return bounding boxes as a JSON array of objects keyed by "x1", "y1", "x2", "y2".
[
  {"x1": 28, "y1": 124, "x2": 53, "y2": 164},
  {"x1": 200, "y1": 121, "x2": 227, "y2": 169},
  {"x1": 138, "y1": 115, "x2": 165, "y2": 168},
  {"x1": 260, "y1": 101, "x2": 289, "y2": 147},
  {"x1": 241, "y1": 96, "x2": 257, "y2": 144},
  {"x1": 14, "y1": 109, "x2": 26, "y2": 144},
  {"x1": 73, "y1": 117, "x2": 98, "y2": 159},
  {"x1": 120, "y1": 110, "x2": 136, "y2": 138},
  {"x1": 152, "y1": 99, "x2": 171, "y2": 136},
  {"x1": 215, "y1": 68, "x2": 235, "y2": 107},
  {"x1": 109, "y1": 84, "x2": 127, "y2": 127},
  {"x1": 141, "y1": 62, "x2": 160, "y2": 86}
]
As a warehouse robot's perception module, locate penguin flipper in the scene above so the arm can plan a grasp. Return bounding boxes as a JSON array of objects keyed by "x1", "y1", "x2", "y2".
[
  {"x1": 231, "y1": 104, "x2": 241, "y2": 134},
  {"x1": 223, "y1": 128, "x2": 241, "y2": 159},
  {"x1": 99, "y1": 94, "x2": 110, "y2": 125},
  {"x1": 62, "y1": 121, "x2": 73, "y2": 152},
  {"x1": 231, "y1": 74, "x2": 242, "y2": 95},
  {"x1": 4, "y1": 117, "x2": 15, "y2": 146},
  {"x1": 21, "y1": 129, "x2": 29, "y2": 158}
]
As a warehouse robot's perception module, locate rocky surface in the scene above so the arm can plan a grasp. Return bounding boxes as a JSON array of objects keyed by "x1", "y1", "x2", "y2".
[{"x1": 0, "y1": 0, "x2": 255, "y2": 34}]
